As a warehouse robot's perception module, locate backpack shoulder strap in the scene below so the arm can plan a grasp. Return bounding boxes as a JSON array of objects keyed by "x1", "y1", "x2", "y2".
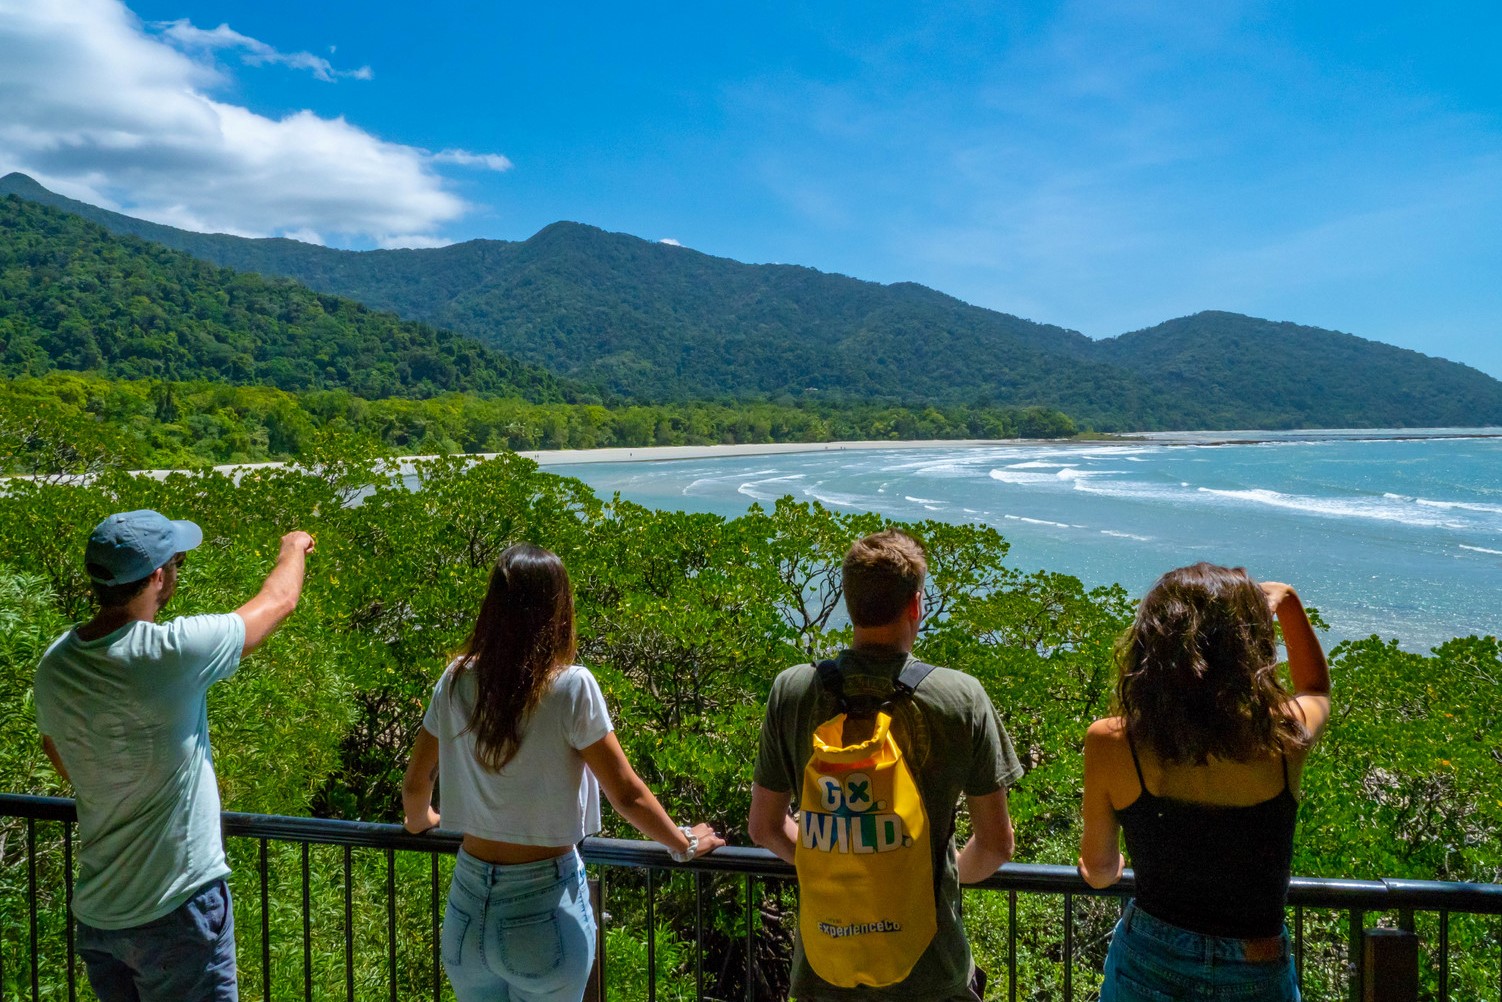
[
  {"x1": 815, "y1": 657, "x2": 932, "y2": 716},
  {"x1": 814, "y1": 659, "x2": 847, "y2": 713},
  {"x1": 892, "y1": 659, "x2": 937, "y2": 699}
]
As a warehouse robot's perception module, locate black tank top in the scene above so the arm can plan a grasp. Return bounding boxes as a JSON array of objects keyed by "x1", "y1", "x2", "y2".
[{"x1": 1116, "y1": 734, "x2": 1298, "y2": 939}]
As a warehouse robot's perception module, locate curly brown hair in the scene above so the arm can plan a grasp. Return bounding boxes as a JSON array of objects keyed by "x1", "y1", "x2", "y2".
[{"x1": 1115, "y1": 562, "x2": 1302, "y2": 765}]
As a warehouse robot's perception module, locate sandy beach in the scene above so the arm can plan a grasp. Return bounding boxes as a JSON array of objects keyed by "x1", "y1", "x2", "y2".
[
  {"x1": 515, "y1": 438, "x2": 1024, "y2": 466},
  {"x1": 1, "y1": 439, "x2": 1047, "y2": 485}
]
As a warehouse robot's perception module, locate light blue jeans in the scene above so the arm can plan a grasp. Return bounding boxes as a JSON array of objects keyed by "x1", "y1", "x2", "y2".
[
  {"x1": 1102, "y1": 901, "x2": 1300, "y2": 1001},
  {"x1": 443, "y1": 847, "x2": 597, "y2": 1002},
  {"x1": 76, "y1": 878, "x2": 237, "y2": 1002}
]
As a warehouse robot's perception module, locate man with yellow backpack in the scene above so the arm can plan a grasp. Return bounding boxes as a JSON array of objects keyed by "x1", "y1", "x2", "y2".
[{"x1": 749, "y1": 529, "x2": 1024, "y2": 1000}]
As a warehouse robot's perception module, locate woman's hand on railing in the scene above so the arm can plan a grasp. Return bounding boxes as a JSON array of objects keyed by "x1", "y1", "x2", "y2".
[
  {"x1": 669, "y1": 822, "x2": 726, "y2": 862},
  {"x1": 687, "y1": 822, "x2": 725, "y2": 860}
]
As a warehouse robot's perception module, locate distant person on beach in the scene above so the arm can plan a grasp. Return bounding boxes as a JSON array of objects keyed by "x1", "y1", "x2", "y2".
[
  {"x1": 34, "y1": 510, "x2": 315, "y2": 1002},
  {"x1": 749, "y1": 529, "x2": 1022, "y2": 1001},
  {"x1": 402, "y1": 543, "x2": 723, "y2": 1002},
  {"x1": 1078, "y1": 563, "x2": 1331, "y2": 1001}
]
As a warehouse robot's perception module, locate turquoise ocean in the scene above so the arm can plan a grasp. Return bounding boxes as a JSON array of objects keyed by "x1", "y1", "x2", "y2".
[{"x1": 546, "y1": 430, "x2": 1501, "y2": 651}]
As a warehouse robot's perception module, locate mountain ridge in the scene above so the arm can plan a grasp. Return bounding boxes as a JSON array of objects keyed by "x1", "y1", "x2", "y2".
[
  {"x1": 5, "y1": 171, "x2": 1501, "y2": 430},
  {"x1": 0, "y1": 193, "x2": 575, "y2": 402}
]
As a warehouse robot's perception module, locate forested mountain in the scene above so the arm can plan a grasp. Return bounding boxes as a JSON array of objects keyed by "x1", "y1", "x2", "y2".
[
  {"x1": 6, "y1": 171, "x2": 1502, "y2": 429},
  {"x1": 1094, "y1": 312, "x2": 1502, "y2": 429},
  {"x1": 0, "y1": 196, "x2": 574, "y2": 402}
]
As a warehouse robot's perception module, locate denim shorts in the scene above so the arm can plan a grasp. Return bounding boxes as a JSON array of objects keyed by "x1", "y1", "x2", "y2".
[
  {"x1": 76, "y1": 877, "x2": 237, "y2": 1002},
  {"x1": 443, "y1": 847, "x2": 597, "y2": 1002},
  {"x1": 1102, "y1": 901, "x2": 1300, "y2": 1001}
]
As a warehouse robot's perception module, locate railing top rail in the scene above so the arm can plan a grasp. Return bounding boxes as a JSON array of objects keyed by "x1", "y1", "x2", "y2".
[{"x1": 7, "y1": 792, "x2": 1502, "y2": 914}]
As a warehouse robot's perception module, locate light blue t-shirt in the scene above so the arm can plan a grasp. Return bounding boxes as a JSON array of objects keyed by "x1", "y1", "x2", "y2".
[{"x1": 33, "y1": 613, "x2": 245, "y2": 929}]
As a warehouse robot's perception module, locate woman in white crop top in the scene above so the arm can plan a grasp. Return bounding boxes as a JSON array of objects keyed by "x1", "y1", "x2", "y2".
[{"x1": 402, "y1": 544, "x2": 723, "y2": 1002}]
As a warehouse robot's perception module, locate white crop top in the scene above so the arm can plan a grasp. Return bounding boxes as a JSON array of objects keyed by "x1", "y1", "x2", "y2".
[{"x1": 422, "y1": 661, "x2": 614, "y2": 845}]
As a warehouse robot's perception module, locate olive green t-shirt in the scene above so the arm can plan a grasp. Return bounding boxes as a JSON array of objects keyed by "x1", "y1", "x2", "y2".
[{"x1": 754, "y1": 649, "x2": 1024, "y2": 1002}]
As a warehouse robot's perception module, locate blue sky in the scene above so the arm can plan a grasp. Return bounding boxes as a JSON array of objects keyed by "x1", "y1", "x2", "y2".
[{"x1": 2, "y1": 1, "x2": 1500, "y2": 377}]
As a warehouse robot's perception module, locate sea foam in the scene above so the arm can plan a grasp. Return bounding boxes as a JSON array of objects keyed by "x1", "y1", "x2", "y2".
[
  {"x1": 1195, "y1": 487, "x2": 1467, "y2": 528},
  {"x1": 988, "y1": 469, "x2": 1058, "y2": 485},
  {"x1": 1003, "y1": 514, "x2": 1074, "y2": 529},
  {"x1": 734, "y1": 472, "x2": 805, "y2": 501}
]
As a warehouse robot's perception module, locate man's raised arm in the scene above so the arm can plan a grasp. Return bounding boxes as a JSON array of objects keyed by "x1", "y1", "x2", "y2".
[{"x1": 236, "y1": 531, "x2": 316, "y2": 656}]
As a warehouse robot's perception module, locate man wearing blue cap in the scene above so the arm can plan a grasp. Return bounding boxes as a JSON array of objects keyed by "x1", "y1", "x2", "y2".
[{"x1": 33, "y1": 510, "x2": 316, "y2": 1002}]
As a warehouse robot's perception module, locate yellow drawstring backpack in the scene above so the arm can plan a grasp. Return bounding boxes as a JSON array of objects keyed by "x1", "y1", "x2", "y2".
[{"x1": 794, "y1": 660, "x2": 937, "y2": 988}]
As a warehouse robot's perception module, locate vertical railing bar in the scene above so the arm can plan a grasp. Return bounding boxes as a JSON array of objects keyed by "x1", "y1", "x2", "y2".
[
  {"x1": 1062, "y1": 892, "x2": 1073, "y2": 1002},
  {"x1": 646, "y1": 868, "x2": 657, "y2": 1002},
  {"x1": 694, "y1": 871, "x2": 705, "y2": 1001},
  {"x1": 302, "y1": 841, "x2": 312, "y2": 1002},
  {"x1": 344, "y1": 844, "x2": 354, "y2": 1002},
  {"x1": 1008, "y1": 889, "x2": 1017, "y2": 1002},
  {"x1": 744, "y1": 874, "x2": 756, "y2": 1002},
  {"x1": 1294, "y1": 905, "x2": 1304, "y2": 991},
  {"x1": 1438, "y1": 908, "x2": 1449, "y2": 1002},
  {"x1": 431, "y1": 853, "x2": 441, "y2": 1002},
  {"x1": 1348, "y1": 908, "x2": 1364, "y2": 1002},
  {"x1": 598, "y1": 869, "x2": 608, "y2": 998},
  {"x1": 260, "y1": 838, "x2": 271, "y2": 1002},
  {"x1": 387, "y1": 848, "x2": 397, "y2": 1002},
  {"x1": 26, "y1": 818, "x2": 38, "y2": 1002},
  {"x1": 64, "y1": 822, "x2": 75, "y2": 1002}
]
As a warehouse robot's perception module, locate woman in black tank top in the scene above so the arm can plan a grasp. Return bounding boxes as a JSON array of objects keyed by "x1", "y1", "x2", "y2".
[{"x1": 1078, "y1": 563, "x2": 1332, "y2": 1001}]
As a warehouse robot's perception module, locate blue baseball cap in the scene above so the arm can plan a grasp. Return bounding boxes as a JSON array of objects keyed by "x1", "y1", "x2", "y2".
[{"x1": 85, "y1": 510, "x2": 203, "y2": 586}]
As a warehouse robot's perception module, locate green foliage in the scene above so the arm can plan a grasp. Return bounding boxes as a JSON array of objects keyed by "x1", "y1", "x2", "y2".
[
  {"x1": 1, "y1": 446, "x2": 1498, "y2": 999},
  {"x1": 603, "y1": 924, "x2": 694, "y2": 1002},
  {"x1": 0, "y1": 371, "x2": 1080, "y2": 473},
  {"x1": 0, "y1": 568, "x2": 70, "y2": 795},
  {"x1": 1299, "y1": 635, "x2": 1502, "y2": 882}
]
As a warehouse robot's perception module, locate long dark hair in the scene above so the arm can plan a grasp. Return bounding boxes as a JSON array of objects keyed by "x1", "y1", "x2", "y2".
[
  {"x1": 453, "y1": 543, "x2": 577, "y2": 770},
  {"x1": 1115, "y1": 562, "x2": 1302, "y2": 765}
]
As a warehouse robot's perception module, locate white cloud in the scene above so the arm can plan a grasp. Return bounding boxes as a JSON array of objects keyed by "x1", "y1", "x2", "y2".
[
  {"x1": 152, "y1": 18, "x2": 373, "y2": 82},
  {"x1": 432, "y1": 149, "x2": 513, "y2": 172},
  {"x1": 377, "y1": 234, "x2": 454, "y2": 250},
  {"x1": 280, "y1": 228, "x2": 325, "y2": 246},
  {"x1": 0, "y1": 0, "x2": 500, "y2": 245},
  {"x1": 658, "y1": 238, "x2": 682, "y2": 246}
]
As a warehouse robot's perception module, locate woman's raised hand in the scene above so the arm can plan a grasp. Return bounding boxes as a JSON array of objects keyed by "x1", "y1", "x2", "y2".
[{"x1": 1260, "y1": 580, "x2": 1297, "y2": 615}]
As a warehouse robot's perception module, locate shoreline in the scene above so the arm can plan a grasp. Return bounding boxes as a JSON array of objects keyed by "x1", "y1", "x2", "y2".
[
  {"x1": 11, "y1": 427, "x2": 1500, "y2": 482},
  {"x1": 518, "y1": 426, "x2": 1502, "y2": 466}
]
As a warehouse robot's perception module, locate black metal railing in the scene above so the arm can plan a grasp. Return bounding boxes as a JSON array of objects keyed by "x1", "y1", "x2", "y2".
[{"x1": 4, "y1": 793, "x2": 1502, "y2": 1001}]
